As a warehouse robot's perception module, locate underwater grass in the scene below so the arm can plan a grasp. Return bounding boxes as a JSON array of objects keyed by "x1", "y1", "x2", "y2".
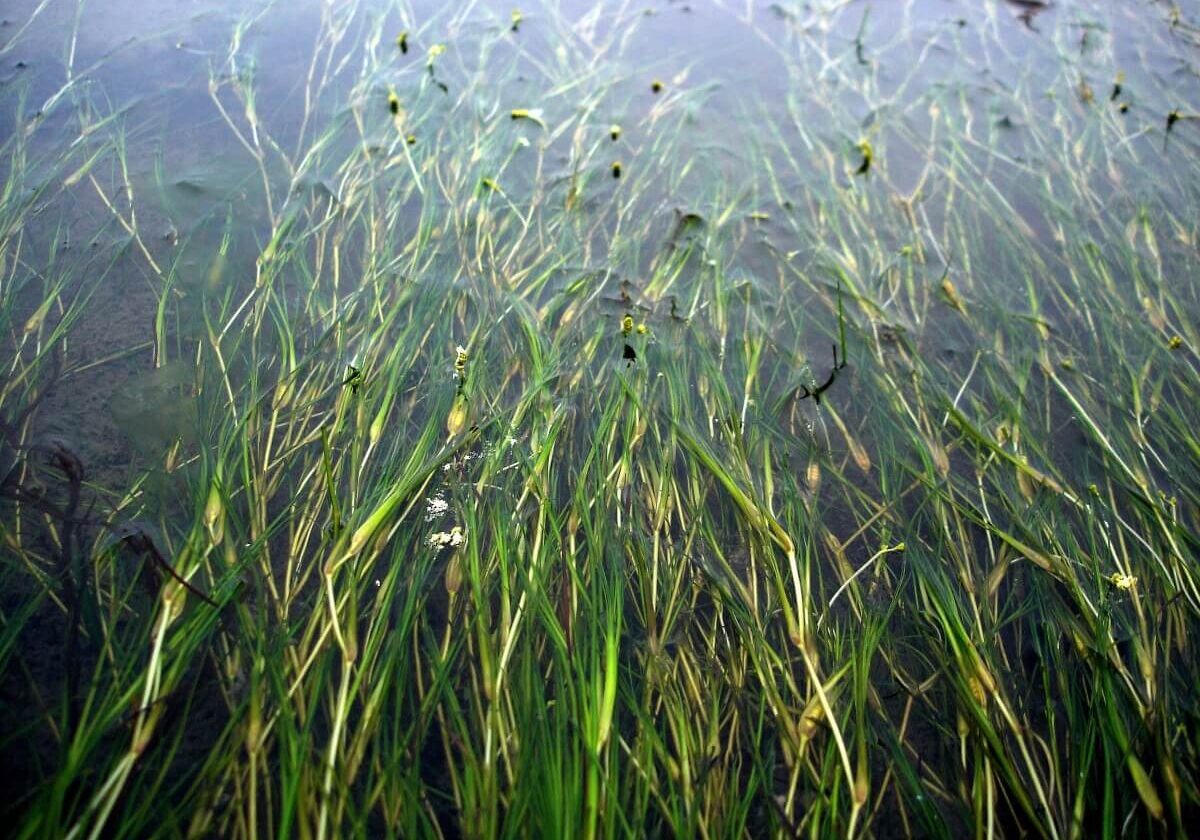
[{"x1": 1, "y1": 0, "x2": 1199, "y2": 836}]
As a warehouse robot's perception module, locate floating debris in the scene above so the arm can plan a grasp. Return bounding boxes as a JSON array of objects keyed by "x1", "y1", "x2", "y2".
[
  {"x1": 795, "y1": 344, "x2": 846, "y2": 405},
  {"x1": 1110, "y1": 70, "x2": 1124, "y2": 101},
  {"x1": 426, "y1": 495, "x2": 449, "y2": 519},
  {"x1": 1005, "y1": 0, "x2": 1049, "y2": 31},
  {"x1": 454, "y1": 344, "x2": 468, "y2": 378},
  {"x1": 428, "y1": 525, "x2": 466, "y2": 549}
]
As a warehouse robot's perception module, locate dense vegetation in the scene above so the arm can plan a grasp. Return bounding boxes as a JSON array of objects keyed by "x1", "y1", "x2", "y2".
[{"x1": 2, "y1": 1, "x2": 1198, "y2": 836}]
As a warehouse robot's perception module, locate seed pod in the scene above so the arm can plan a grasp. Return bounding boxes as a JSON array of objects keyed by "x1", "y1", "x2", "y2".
[
  {"x1": 806, "y1": 461, "x2": 821, "y2": 495},
  {"x1": 1135, "y1": 638, "x2": 1154, "y2": 687},
  {"x1": 204, "y1": 481, "x2": 224, "y2": 546},
  {"x1": 444, "y1": 552, "x2": 463, "y2": 595},
  {"x1": 609, "y1": 124, "x2": 621, "y2": 141},
  {"x1": 560, "y1": 300, "x2": 579, "y2": 326},
  {"x1": 974, "y1": 656, "x2": 997, "y2": 695},
  {"x1": 447, "y1": 394, "x2": 468, "y2": 436},
  {"x1": 926, "y1": 435, "x2": 950, "y2": 476},
  {"x1": 369, "y1": 395, "x2": 392, "y2": 445},
  {"x1": 1016, "y1": 456, "x2": 1036, "y2": 501},
  {"x1": 22, "y1": 294, "x2": 57, "y2": 333},
  {"x1": 273, "y1": 378, "x2": 293, "y2": 410},
  {"x1": 246, "y1": 687, "x2": 262, "y2": 754},
  {"x1": 797, "y1": 694, "x2": 825, "y2": 739},
  {"x1": 164, "y1": 438, "x2": 182, "y2": 473},
  {"x1": 163, "y1": 580, "x2": 187, "y2": 621},
  {"x1": 941, "y1": 277, "x2": 965, "y2": 312},
  {"x1": 1127, "y1": 755, "x2": 1164, "y2": 820},
  {"x1": 854, "y1": 758, "x2": 869, "y2": 806},
  {"x1": 966, "y1": 674, "x2": 987, "y2": 706},
  {"x1": 985, "y1": 554, "x2": 1012, "y2": 598}
]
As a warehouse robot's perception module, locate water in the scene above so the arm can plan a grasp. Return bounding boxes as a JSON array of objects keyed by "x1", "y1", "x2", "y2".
[
  {"x1": 5, "y1": 0, "x2": 1193, "y2": 476},
  {"x1": 2, "y1": 0, "x2": 1198, "y2": 835}
]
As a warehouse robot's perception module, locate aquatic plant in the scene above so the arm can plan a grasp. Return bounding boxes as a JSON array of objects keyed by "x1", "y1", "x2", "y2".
[{"x1": 0, "y1": 0, "x2": 1198, "y2": 837}]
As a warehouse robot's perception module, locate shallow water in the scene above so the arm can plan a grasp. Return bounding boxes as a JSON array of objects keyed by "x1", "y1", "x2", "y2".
[
  {"x1": 2, "y1": 0, "x2": 1199, "y2": 836},
  {"x1": 4, "y1": 0, "x2": 1195, "y2": 471}
]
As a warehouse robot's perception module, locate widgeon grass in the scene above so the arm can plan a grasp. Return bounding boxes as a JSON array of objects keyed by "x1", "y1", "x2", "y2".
[{"x1": 2, "y1": 0, "x2": 1199, "y2": 836}]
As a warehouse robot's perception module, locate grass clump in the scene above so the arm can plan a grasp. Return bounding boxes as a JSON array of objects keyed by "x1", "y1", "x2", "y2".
[{"x1": 1, "y1": 0, "x2": 1199, "y2": 837}]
